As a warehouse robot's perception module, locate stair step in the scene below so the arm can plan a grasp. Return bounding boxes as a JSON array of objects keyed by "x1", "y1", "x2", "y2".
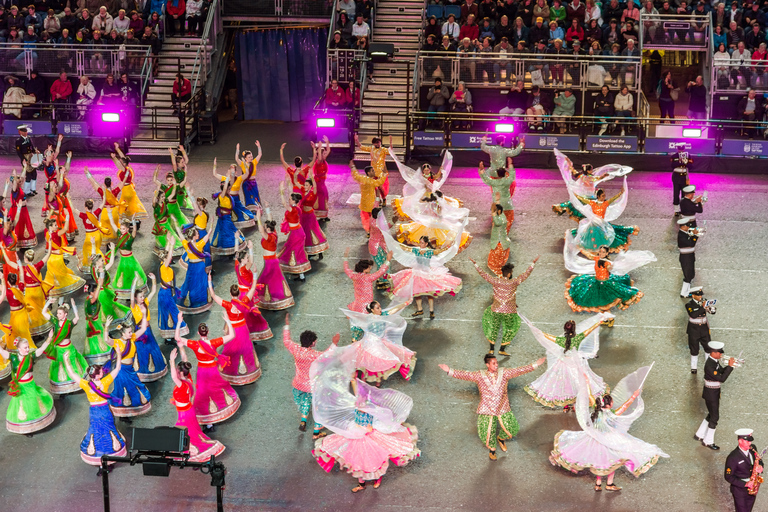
[
  {"x1": 130, "y1": 139, "x2": 183, "y2": 148},
  {"x1": 361, "y1": 106, "x2": 407, "y2": 114},
  {"x1": 365, "y1": 91, "x2": 410, "y2": 100},
  {"x1": 376, "y1": 7, "x2": 425, "y2": 14},
  {"x1": 367, "y1": 82, "x2": 410, "y2": 90}
]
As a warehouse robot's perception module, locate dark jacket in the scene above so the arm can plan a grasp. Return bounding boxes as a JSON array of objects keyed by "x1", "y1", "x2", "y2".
[{"x1": 737, "y1": 95, "x2": 764, "y2": 118}]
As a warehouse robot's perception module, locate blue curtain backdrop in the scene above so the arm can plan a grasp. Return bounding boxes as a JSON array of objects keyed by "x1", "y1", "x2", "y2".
[{"x1": 236, "y1": 28, "x2": 328, "y2": 121}]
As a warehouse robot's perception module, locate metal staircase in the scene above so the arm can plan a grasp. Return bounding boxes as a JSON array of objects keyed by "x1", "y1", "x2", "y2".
[{"x1": 356, "y1": 0, "x2": 424, "y2": 159}]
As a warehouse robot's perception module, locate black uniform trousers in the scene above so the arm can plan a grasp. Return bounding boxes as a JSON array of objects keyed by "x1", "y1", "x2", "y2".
[
  {"x1": 680, "y1": 252, "x2": 695, "y2": 283},
  {"x1": 672, "y1": 171, "x2": 688, "y2": 205},
  {"x1": 687, "y1": 323, "x2": 711, "y2": 356},
  {"x1": 703, "y1": 387, "x2": 720, "y2": 429},
  {"x1": 731, "y1": 486, "x2": 757, "y2": 512}
]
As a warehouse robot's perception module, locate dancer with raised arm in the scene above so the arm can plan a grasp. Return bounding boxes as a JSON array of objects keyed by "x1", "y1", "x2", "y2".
[
  {"x1": 255, "y1": 207, "x2": 295, "y2": 310},
  {"x1": 470, "y1": 256, "x2": 538, "y2": 355},
  {"x1": 354, "y1": 134, "x2": 390, "y2": 206},
  {"x1": 183, "y1": 189, "x2": 212, "y2": 271},
  {"x1": 105, "y1": 315, "x2": 152, "y2": 418},
  {"x1": 43, "y1": 215, "x2": 86, "y2": 298},
  {"x1": 9, "y1": 166, "x2": 37, "y2": 248},
  {"x1": 1, "y1": 274, "x2": 34, "y2": 348},
  {"x1": 478, "y1": 159, "x2": 516, "y2": 233},
  {"x1": 350, "y1": 161, "x2": 387, "y2": 234},
  {"x1": 233, "y1": 241, "x2": 273, "y2": 341},
  {"x1": 90, "y1": 246, "x2": 132, "y2": 326},
  {"x1": 108, "y1": 216, "x2": 147, "y2": 299},
  {"x1": 343, "y1": 246, "x2": 392, "y2": 312},
  {"x1": 156, "y1": 240, "x2": 189, "y2": 341},
  {"x1": 151, "y1": 188, "x2": 183, "y2": 258},
  {"x1": 283, "y1": 313, "x2": 340, "y2": 437},
  {"x1": 277, "y1": 181, "x2": 311, "y2": 281},
  {"x1": 83, "y1": 280, "x2": 111, "y2": 364},
  {"x1": 153, "y1": 165, "x2": 189, "y2": 228},
  {"x1": 312, "y1": 136, "x2": 331, "y2": 222},
  {"x1": 439, "y1": 354, "x2": 545, "y2": 460},
  {"x1": 487, "y1": 203, "x2": 511, "y2": 276},
  {"x1": 218, "y1": 162, "x2": 256, "y2": 229},
  {"x1": 368, "y1": 208, "x2": 390, "y2": 289},
  {"x1": 210, "y1": 169, "x2": 245, "y2": 258},
  {"x1": 280, "y1": 142, "x2": 315, "y2": 193},
  {"x1": 1, "y1": 335, "x2": 55, "y2": 434},
  {"x1": 569, "y1": 184, "x2": 638, "y2": 253},
  {"x1": 130, "y1": 274, "x2": 167, "y2": 382},
  {"x1": 235, "y1": 140, "x2": 263, "y2": 211},
  {"x1": 112, "y1": 142, "x2": 148, "y2": 223},
  {"x1": 9, "y1": 245, "x2": 53, "y2": 337},
  {"x1": 169, "y1": 145, "x2": 193, "y2": 210},
  {"x1": 74, "y1": 196, "x2": 108, "y2": 273},
  {"x1": 172, "y1": 223, "x2": 213, "y2": 315},
  {"x1": 299, "y1": 166, "x2": 329, "y2": 259},
  {"x1": 85, "y1": 166, "x2": 123, "y2": 240},
  {"x1": 41, "y1": 298, "x2": 87, "y2": 395}
]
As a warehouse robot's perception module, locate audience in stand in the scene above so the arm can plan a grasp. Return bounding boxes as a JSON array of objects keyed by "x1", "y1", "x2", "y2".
[
  {"x1": 76, "y1": 75, "x2": 96, "y2": 119},
  {"x1": 351, "y1": 13, "x2": 370, "y2": 45},
  {"x1": 323, "y1": 79, "x2": 346, "y2": 109},
  {"x1": 171, "y1": 72, "x2": 191, "y2": 114}
]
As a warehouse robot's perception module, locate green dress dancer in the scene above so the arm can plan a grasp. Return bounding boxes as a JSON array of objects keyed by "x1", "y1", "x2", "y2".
[
  {"x1": 152, "y1": 198, "x2": 183, "y2": 257},
  {"x1": 113, "y1": 230, "x2": 147, "y2": 300},
  {"x1": 162, "y1": 183, "x2": 190, "y2": 228},
  {"x1": 92, "y1": 264, "x2": 133, "y2": 326},
  {"x1": 174, "y1": 168, "x2": 194, "y2": 210},
  {"x1": 84, "y1": 295, "x2": 111, "y2": 365},
  {"x1": 3, "y1": 347, "x2": 57, "y2": 434},
  {"x1": 45, "y1": 317, "x2": 88, "y2": 395}
]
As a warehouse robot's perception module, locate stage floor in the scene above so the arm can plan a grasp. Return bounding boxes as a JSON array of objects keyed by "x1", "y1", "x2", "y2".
[{"x1": 0, "y1": 127, "x2": 766, "y2": 512}]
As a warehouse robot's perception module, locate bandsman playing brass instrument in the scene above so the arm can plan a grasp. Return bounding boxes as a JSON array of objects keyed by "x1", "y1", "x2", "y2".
[
  {"x1": 694, "y1": 341, "x2": 736, "y2": 451},
  {"x1": 725, "y1": 429, "x2": 764, "y2": 512}
]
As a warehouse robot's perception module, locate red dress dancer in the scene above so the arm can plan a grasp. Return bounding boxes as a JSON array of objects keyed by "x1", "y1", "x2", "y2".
[
  {"x1": 255, "y1": 209, "x2": 295, "y2": 310},
  {"x1": 234, "y1": 248, "x2": 273, "y2": 341},
  {"x1": 0, "y1": 212, "x2": 20, "y2": 279},
  {"x1": 277, "y1": 183, "x2": 311, "y2": 279},
  {"x1": 169, "y1": 348, "x2": 226, "y2": 462},
  {"x1": 343, "y1": 247, "x2": 391, "y2": 312},
  {"x1": 9, "y1": 170, "x2": 37, "y2": 249},
  {"x1": 208, "y1": 275, "x2": 267, "y2": 386},
  {"x1": 299, "y1": 177, "x2": 329, "y2": 257},
  {"x1": 47, "y1": 184, "x2": 77, "y2": 243},
  {"x1": 280, "y1": 141, "x2": 315, "y2": 194},
  {"x1": 175, "y1": 313, "x2": 241, "y2": 425},
  {"x1": 312, "y1": 137, "x2": 331, "y2": 221}
]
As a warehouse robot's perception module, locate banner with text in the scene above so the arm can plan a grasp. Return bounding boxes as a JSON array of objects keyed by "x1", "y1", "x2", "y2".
[
  {"x1": 586, "y1": 136, "x2": 638, "y2": 152},
  {"x1": 644, "y1": 137, "x2": 717, "y2": 155},
  {"x1": 522, "y1": 134, "x2": 580, "y2": 151},
  {"x1": 721, "y1": 139, "x2": 768, "y2": 156},
  {"x1": 413, "y1": 131, "x2": 446, "y2": 147}
]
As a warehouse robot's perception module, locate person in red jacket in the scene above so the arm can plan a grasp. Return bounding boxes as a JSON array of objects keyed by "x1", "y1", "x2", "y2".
[
  {"x1": 51, "y1": 71, "x2": 73, "y2": 106},
  {"x1": 346, "y1": 81, "x2": 360, "y2": 108},
  {"x1": 172, "y1": 73, "x2": 192, "y2": 114},
  {"x1": 459, "y1": 14, "x2": 480, "y2": 42},
  {"x1": 323, "y1": 79, "x2": 346, "y2": 109},
  {"x1": 166, "y1": 0, "x2": 186, "y2": 37}
]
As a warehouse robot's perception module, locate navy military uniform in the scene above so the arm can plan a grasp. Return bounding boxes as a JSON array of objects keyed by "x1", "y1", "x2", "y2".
[
  {"x1": 680, "y1": 194, "x2": 703, "y2": 227},
  {"x1": 671, "y1": 149, "x2": 692, "y2": 214},
  {"x1": 15, "y1": 130, "x2": 35, "y2": 165},
  {"x1": 678, "y1": 218, "x2": 697, "y2": 297},
  {"x1": 725, "y1": 435, "x2": 763, "y2": 512},
  {"x1": 695, "y1": 346, "x2": 733, "y2": 450}
]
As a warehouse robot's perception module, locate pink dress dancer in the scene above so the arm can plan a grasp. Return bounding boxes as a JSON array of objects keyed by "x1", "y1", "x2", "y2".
[
  {"x1": 313, "y1": 160, "x2": 329, "y2": 220},
  {"x1": 255, "y1": 226, "x2": 295, "y2": 310},
  {"x1": 299, "y1": 189, "x2": 329, "y2": 256},
  {"x1": 277, "y1": 201, "x2": 311, "y2": 276},
  {"x1": 235, "y1": 261, "x2": 273, "y2": 341},
  {"x1": 170, "y1": 353, "x2": 226, "y2": 462},
  {"x1": 343, "y1": 257, "x2": 391, "y2": 312},
  {"x1": 176, "y1": 317, "x2": 241, "y2": 425}
]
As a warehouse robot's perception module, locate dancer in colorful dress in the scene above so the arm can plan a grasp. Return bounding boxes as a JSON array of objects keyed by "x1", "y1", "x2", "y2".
[
  {"x1": 85, "y1": 167, "x2": 123, "y2": 240},
  {"x1": 564, "y1": 239, "x2": 655, "y2": 313},
  {"x1": 105, "y1": 315, "x2": 152, "y2": 418},
  {"x1": 9, "y1": 246, "x2": 53, "y2": 337},
  {"x1": 172, "y1": 224, "x2": 213, "y2": 315},
  {"x1": 83, "y1": 282, "x2": 111, "y2": 365},
  {"x1": 344, "y1": 300, "x2": 416, "y2": 383},
  {"x1": 354, "y1": 134, "x2": 390, "y2": 205},
  {"x1": 380, "y1": 215, "x2": 464, "y2": 319},
  {"x1": 255, "y1": 208, "x2": 295, "y2": 310},
  {"x1": 280, "y1": 142, "x2": 315, "y2": 193},
  {"x1": 153, "y1": 165, "x2": 189, "y2": 228},
  {"x1": 343, "y1": 247, "x2": 392, "y2": 312},
  {"x1": 299, "y1": 169, "x2": 329, "y2": 259},
  {"x1": 157, "y1": 240, "x2": 189, "y2": 340},
  {"x1": 90, "y1": 246, "x2": 133, "y2": 326},
  {"x1": 169, "y1": 145, "x2": 194, "y2": 210},
  {"x1": 349, "y1": 160, "x2": 388, "y2": 234},
  {"x1": 283, "y1": 313, "x2": 340, "y2": 437},
  {"x1": 0, "y1": 202, "x2": 21, "y2": 277},
  {"x1": 0, "y1": 324, "x2": 12, "y2": 379},
  {"x1": 48, "y1": 168, "x2": 78, "y2": 242},
  {"x1": 521, "y1": 313, "x2": 610, "y2": 411},
  {"x1": 0, "y1": 336, "x2": 55, "y2": 434},
  {"x1": 312, "y1": 350, "x2": 420, "y2": 492},
  {"x1": 232, "y1": 241, "x2": 273, "y2": 342},
  {"x1": 235, "y1": 141, "x2": 263, "y2": 211},
  {"x1": 151, "y1": 188, "x2": 183, "y2": 258},
  {"x1": 43, "y1": 215, "x2": 86, "y2": 298},
  {"x1": 130, "y1": 274, "x2": 168, "y2": 382},
  {"x1": 169, "y1": 347, "x2": 226, "y2": 462},
  {"x1": 569, "y1": 183, "x2": 638, "y2": 254},
  {"x1": 112, "y1": 142, "x2": 148, "y2": 223},
  {"x1": 9, "y1": 167, "x2": 37, "y2": 248},
  {"x1": 311, "y1": 137, "x2": 331, "y2": 222},
  {"x1": 74, "y1": 196, "x2": 108, "y2": 273},
  {"x1": 41, "y1": 298, "x2": 88, "y2": 395},
  {"x1": 480, "y1": 134, "x2": 524, "y2": 176},
  {"x1": 108, "y1": 216, "x2": 147, "y2": 299},
  {"x1": 487, "y1": 204, "x2": 511, "y2": 276},
  {"x1": 215, "y1": 162, "x2": 255, "y2": 229},
  {"x1": 439, "y1": 353, "x2": 545, "y2": 460},
  {"x1": 478, "y1": 161, "x2": 516, "y2": 233},
  {"x1": 183, "y1": 190, "x2": 212, "y2": 270},
  {"x1": 210, "y1": 172, "x2": 245, "y2": 258},
  {"x1": 470, "y1": 257, "x2": 538, "y2": 355},
  {"x1": 278, "y1": 181, "x2": 311, "y2": 281},
  {"x1": 208, "y1": 274, "x2": 265, "y2": 385},
  {"x1": 549, "y1": 365, "x2": 669, "y2": 490},
  {"x1": 62, "y1": 346, "x2": 127, "y2": 468},
  {"x1": 175, "y1": 312, "x2": 241, "y2": 428},
  {"x1": 368, "y1": 208, "x2": 390, "y2": 290},
  {"x1": 1, "y1": 274, "x2": 34, "y2": 347}
]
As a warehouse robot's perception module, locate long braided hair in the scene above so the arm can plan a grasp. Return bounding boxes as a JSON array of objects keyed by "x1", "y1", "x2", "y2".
[
  {"x1": 563, "y1": 320, "x2": 576, "y2": 352},
  {"x1": 590, "y1": 394, "x2": 613, "y2": 423}
]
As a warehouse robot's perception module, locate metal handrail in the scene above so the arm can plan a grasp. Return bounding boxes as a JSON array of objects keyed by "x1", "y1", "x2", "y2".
[
  {"x1": 326, "y1": 0, "x2": 339, "y2": 49},
  {"x1": 190, "y1": 0, "x2": 222, "y2": 98}
]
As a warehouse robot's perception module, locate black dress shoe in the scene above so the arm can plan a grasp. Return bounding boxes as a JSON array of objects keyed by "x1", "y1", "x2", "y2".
[
  {"x1": 705, "y1": 443, "x2": 720, "y2": 451},
  {"x1": 694, "y1": 434, "x2": 703, "y2": 441},
  {"x1": 691, "y1": 369, "x2": 697, "y2": 374}
]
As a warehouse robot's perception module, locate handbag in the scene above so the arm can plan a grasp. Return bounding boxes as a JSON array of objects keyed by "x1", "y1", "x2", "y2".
[{"x1": 670, "y1": 87, "x2": 680, "y2": 101}]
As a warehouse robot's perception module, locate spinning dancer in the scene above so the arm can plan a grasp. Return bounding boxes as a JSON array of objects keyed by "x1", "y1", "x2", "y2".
[
  {"x1": 368, "y1": 208, "x2": 390, "y2": 289},
  {"x1": 169, "y1": 145, "x2": 193, "y2": 210},
  {"x1": 312, "y1": 351, "x2": 420, "y2": 492},
  {"x1": 381, "y1": 215, "x2": 464, "y2": 319},
  {"x1": 487, "y1": 204, "x2": 511, "y2": 276},
  {"x1": 521, "y1": 314, "x2": 610, "y2": 410},
  {"x1": 234, "y1": 141, "x2": 263, "y2": 211},
  {"x1": 112, "y1": 143, "x2": 148, "y2": 223},
  {"x1": 312, "y1": 137, "x2": 331, "y2": 221},
  {"x1": 62, "y1": 349, "x2": 126, "y2": 467},
  {"x1": 1, "y1": 275, "x2": 34, "y2": 347},
  {"x1": 686, "y1": 287, "x2": 715, "y2": 374},
  {"x1": 214, "y1": 162, "x2": 255, "y2": 229},
  {"x1": 694, "y1": 341, "x2": 738, "y2": 451},
  {"x1": 43, "y1": 215, "x2": 86, "y2": 298},
  {"x1": 175, "y1": 313, "x2": 241, "y2": 427},
  {"x1": 479, "y1": 161, "x2": 516, "y2": 233},
  {"x1": 85, "y1": 167, "x2": 123, "y2": 240},
  {"x1": 344, "y1": 300, "x2": 416, "y2": 384},
  {"x1": 153, "y1": 166, "x2": 189, "y2": 228},
  {"x1": 470, "y1": 257, "x2": 537, "y2": 355},
  {"x1": 280, "y1": 142, "x2": 315, "y2": 193},
  {"x1": 233, "y1": 242, "x2": 273, "y2": 342},
  {"x1": 41, "y1": 298, "x2": 88, "y2": 395},
  {"x1": 74, "y1": 196, "x2": 109, "y2": 273},
  {"x1": 169, "y1": 347, "x2": 226, "y2": 462},
  {"x1": 550, "y1": 365, "x2": 669, "y2": 490},
  {"x1": 283, "y1": 313, "x2": 340, "y2": 437},
  {"x1": 9, "y1": 167, "x2": 37, "y2": 248},
  {"x1": 157, "y1": 241, "x2": 189, "y2": 340},
  {"x1": 172, "y1": 224, "x2": 213, "y2": 315},
  {"x1": 108, "y1": 217, "x2": 147, "y2": 299},
  {"x1": 354, "y1": 134, "x2": 390, "y2": 206},
  {"x1": 343, "y1": 246, "x2": 392, "y2": 312},
  {"x1": 350, "y1": 161, "x2": 388, "y2": 234},
  {"x1": 1, "y1": 336, "x2": 55, "y2": 434},
  {"x1": 439, "y1": 353, "x2": 545, "y2": 460},
  {"x1": 151, "y1": 189, "x2": 183, "y2": 258},
  {"x1": 130, "y1": 275, "x2": 168, "y2": 382},
  {"x1": 83, "y1": 282, "x2": 111, "y2": 364},
  {"x1": 277, "y1": 182, "x2": 311, "y2": 281},
  {"x1": 671, "y1": 143, "x2": 692, "y2": 216},
  {"x1": 208, "y1": 275, "x2": 265, "y2": 385},
  {"x1": 10, "y1": 246, "x2": 53, "y2": 337},
  {"x1": 91, "y1": 247, "x2": 133, "y2": 326},
  {"x1": 105, "y1": 316, "x2": 153, "y2": 418},
  {"x1": 299, "y1": 169, "x2": 329, "y2": 259},
  {"x1": 255, "y1": 208, "x2": 295, "y2": 310},
  {"x1": 568, "y1": 181, "x2": 638, "y2": 253}
]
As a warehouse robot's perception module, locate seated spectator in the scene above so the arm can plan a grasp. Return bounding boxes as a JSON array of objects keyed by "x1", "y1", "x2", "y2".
[
  {"x1": 124, "y1": 29, "x2": 142, "y2": 72},
  {"x1": 92, "y1": 6, "x2": 113, "y2": 33},
  {"x1": 584, "y1": 0, "x2": 602, "y2": 26},
  {"x1": 712, "y1": 25, "x2": 726, "y2": 53},
  {"x1": 530, "y1": 40, "x2": 550, "y2": 85},
  {"x1": 357, "y1": 0, "x2": 374, "y2": 23},
  {"x1": 337, "y1": 0, "x2": 355, "y2": 19},
  {"x1": 423, "y1": 33, "x2": 439, "y2": 51},
  {"x1": 547, "y1": 38, "x2": 568, "y2": 85},
  {"x1": 461, "y1": 0, "x2": 479, "y2": 23},
  {"x1": 479, "y1": 17, "x2": 495, "y2": 44},
  {"x1": 511, "y1": 16, "x2": 529, "y2": 46},
  {"x1": 56, "y1": 27, "x2": 74, "y2": 45},
  {"x1": 128, "y1": 10, "x2": 144, "y2": 35},
  {"x1": 566, "y1": 39, "x2": 584, "y2": 84},
  {"x1": 114, "y1": 9, "x2": 130, "y2": 35},
  {"x1": 98, "y1": 73, "x2": 122, "y2": 103},
  {"x1": 323, "y1": 79, "x2": 346, "y2": 109},
  {"x1": 2, "y1": 75, "x2": 36, "y2": 119},
  {"x1": 76, "y1": 75, "x2": 96, "y2": 119},
  {"x1": 622, "y1": 2, "x2": 640, "y2": 23},
  {"x1": 533, "y1": 0, "x2": 550, "y2": 22},
  {"x1": 459, "y1": 14, "x2": 479, "y2": 42},
  {"x1": 420, "y1": 77, "x2": 449, "y2": 129},
  {"x1": 603, "y1": 0, "x2": 623, "y2": 27},
  {"x1": 585, "y1": 19, "x2": 601, "y2": 48},
  {"x1": 141, "y1": 25, "x2": 160, "y2": 73},
  {"x1": 79, "y1": 9, "x2": 93, "y2": 35},
  {"x1": 24, "y1": 69, "x2": 47, "y2": 118},
  {"x1": 500, "y1": 80, "x2": 528, "y2": 115},
  {"x1": 479, "y1": 0, "x2": 497, "y2": 20},
  {"x1": 685, "y1": 75, "x2": 707, "y2": 120},
  {"x1": 744, "y1": 3, "x2": 765, "y2": 28},
  {"x1": 424, "y1": 15, "x2": 441, "y2": 43},
  {"x1": 351, "y1": 13, "x2": 370, "y2": 45},
  {"x1": 20, "y1": 25, "x2": 39, "y2": 68},
  {"x1": 60, "y1": 7, "x2": 79, "y2": 35},
  {"x1": 449, "y1": 80, "x2": 472, "y2": 130},
  {"x1": 495, "y1": 15, "x2": 513, "y2": 42},
  {"x1": 51, "y1": 71, "x2": 73, "y2": 104},
  {"x1": 119, "y1": 72, "x2": 139, "y2": 107},
  {"x1": 525, "y1": 85, "x2": 549, "y2": 131},
  {"x1": 714, "y1": 43, "x2": 731, "y2": 86},
  {"x1": 605, "y1": 43, "x2": 622, "y2": 85},
  {"x1": 548, "y1": 21, "x2": 564, "y2": 46},
  {"x1": 355, "y1": 36, "x2": 374, "y2": 81},
  {"x1": 752, "y1": 42, "x2": 768, "y2": 86},
  {"x1": 594, "y1": 85, "x2": 614, "y2": 135},
  {"x1": 107, "y1": 27, "x2": 122, "y2": 44},
  {"x1": 150, "y1": 0, "x2": 167, "y2": 16},
  {"x1": 603, "y1": 19, "x2": 621, "y2": 48},
  {"x1": 476, "y1": 36, "x2": 494, "y2": 81},
  {"x1": 74, "y1": 28, "x2": 87, "y2": 43},
  {"x1": 328, "y1": 30, "x2": 348, "y2": 49},
  {"x1": 529, "y1": 17, "x2": 548, "y2": 46},
  {"x1": 552, "y1": 89, "x2": 575, "y2": 133},
  {"x1": 25, "y1": 4, "x2": 44, "y2": 33},
  {"x1": 565, "y1": 18, "x2": 584, "y2": 46},
  {"x1": 566, "y1": 0, "x2": 585, "y2": 24},
  {"x1": 1, "y1": 6, "x2": 25, "y2": 42},
  {"x1": 518, "y1": 0, "x2": 534, "y2": 26},
  {"x1": 171, "y1": 72, "x2": 191, "y2": 113},
  {"x1": 614, "y1": 85, "x2": 633, "y2": 135},
  {"x1": 457, "y1": 37, "x2": 476, "y2": 81},
  {"x1": 731, "y1": 41, "x2": 752, "y2": 88},
  {"x1": 620, "y1": 38, "x2": 640, "y2": 86},
  {"x1": 44, "y1": 8, "x2": 60, "y2": 38},
  {"x1": 346, "y1": 81, "x2": 360, "y2": 108},
  {"x1": 493, "y1": 37, "x2": 513, "y2": 83},
  {"x1": 437, "y1": 35, "x2": 456, "y2": 80},
  {"x1": 727, "y1": 2, "x2": 742, "y2": 27},
  {"x1": 673, "y1": 3, "x2": 693, "y2": 44},
  {"x1": 166, "y1": 0, "x2": 185, "y2": 37},
  {"x1": 148, "y1": 11, "x2": 163, "y2": 38},
  {"x1": 497, "y1": 0, "x2": 516, "y2": 22},
  {"x1": 737, "y1": 88, "x2": 763, "y2": 137},
  {"x1": 621, "y1": 22, "x2": 639, "y2": 47},
  {"x1": 89, "y1": 29, "x2": 108, "y2": 72},
  {"x1": 550, "y1": 0, "x2": 566, "y2": 26},
  {"x1": 744, "y1": 23, "x2": 764, "y2": 51},
  {"x1": 442, "y1": 13, "x2": 460, "y2": 42},
  {"x1": 727, "y1": 21, "x2": 744, "y2": 51}
]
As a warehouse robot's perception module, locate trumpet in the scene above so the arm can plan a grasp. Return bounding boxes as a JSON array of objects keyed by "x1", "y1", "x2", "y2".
[{"x1": 721, "y1": 354, "x2": 745, "y2": 368}]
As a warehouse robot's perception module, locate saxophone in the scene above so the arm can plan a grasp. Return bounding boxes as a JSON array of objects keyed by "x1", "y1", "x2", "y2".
[{"x1": 748, "y1": 447, "x2": 767, "y2": 496}]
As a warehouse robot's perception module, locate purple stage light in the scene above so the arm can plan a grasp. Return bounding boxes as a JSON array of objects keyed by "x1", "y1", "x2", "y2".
[
  {"x1": 682, "y1": 127, "x2": 702, "y2": 138},
  {"x1": 495, "y1": 123, "x2": 515, "y2": 133},
  {"x1": 101, "y1": 112, "x2": 121, "y2": 122},
  {"x1": 316, "y1": 118, "x2": 335, "y2": 128}
]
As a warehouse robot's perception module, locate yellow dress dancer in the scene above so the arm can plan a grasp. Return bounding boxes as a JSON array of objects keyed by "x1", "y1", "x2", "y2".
[
  {"x1": 0, "y1": 275, "x2": 35, "y2": 349},
  {"x1": 112, "y1": 143, "x2": 148, "y2": 222},
  {"x1": 74, "y1": 196, "x2": 109, "y2": 274},
  {"x1": 85, "y1": 167, "x2": 125, "y2": 240},
  {"x1": 43, "y1": 217, "x2": 86, "y2": 298},
  {"x1": 9, "y1": 247, "x2": 54, "y2": 337},
  {"x1": 0, "y1": 323, "x2": 12, "y2": 379}
]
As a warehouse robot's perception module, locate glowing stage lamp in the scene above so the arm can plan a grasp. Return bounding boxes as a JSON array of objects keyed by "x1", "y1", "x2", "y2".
[
  {"x1": 316, "y1": 118, "x2": 335, "y2": 128},
  {"x1": 682, "y1": 127, "x2": 702, "y2": 138},
  {"x1": 101, "y1": 112, "x2": 121, "y2": 122},
  {"x1": 495, "y1": 123, "x2": 515, "y2": 133}
]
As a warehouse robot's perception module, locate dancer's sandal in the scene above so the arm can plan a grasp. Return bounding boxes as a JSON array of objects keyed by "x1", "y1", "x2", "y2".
[
  {"x1": 497, "y1": 438, "x2": 507, "y2": 452},
  {"x1": 594, "y1": 484, "x2": 602, "y2": 492},
  {"x1": 605, "y1": 485, "x2": 621, "y2": 492},
  {"x1": 299, "y1": 420, "x2": 306, "y2": 432},
  {"x1": 411, "y1": 310, "x2": 424, "y2": 317},
  {"x1": 373, "y1": 478, "x2": 382, "y2": 489},
  {"x1": 429, "y1": 311, "x2": 435, "y2": 319},
  {"x1": 313, "y1": 431, "x2": 328, "y2": 440},
  {"x1": 488, "y1": 451, "x2": 497, "y2": 461},
  {"x1": 351, "y1": 483, "x2": 366, "y2": 493}
]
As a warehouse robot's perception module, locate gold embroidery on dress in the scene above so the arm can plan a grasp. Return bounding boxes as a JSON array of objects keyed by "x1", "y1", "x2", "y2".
[
  {"x1": 111, "y1": 432, "x2": 122, "y2": 451},
  {"x1": 87, "y1": 435, "x2": 97, "y2": 455},
  {"x1": 123, "y1": 388, "x2": 132, "y2": 406},
  {"x1": 224, "y1": 392, "x2": 234, "y2": 406},
  {"x1": 18, "y1": 402, "x2": 27, "y2": 421},
  {"x1": 209, "y1": 398, "x2": 217, "y2": 414},
  {"x1": 238, "y1": 357, "x2": 247, "y2": 375}
]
